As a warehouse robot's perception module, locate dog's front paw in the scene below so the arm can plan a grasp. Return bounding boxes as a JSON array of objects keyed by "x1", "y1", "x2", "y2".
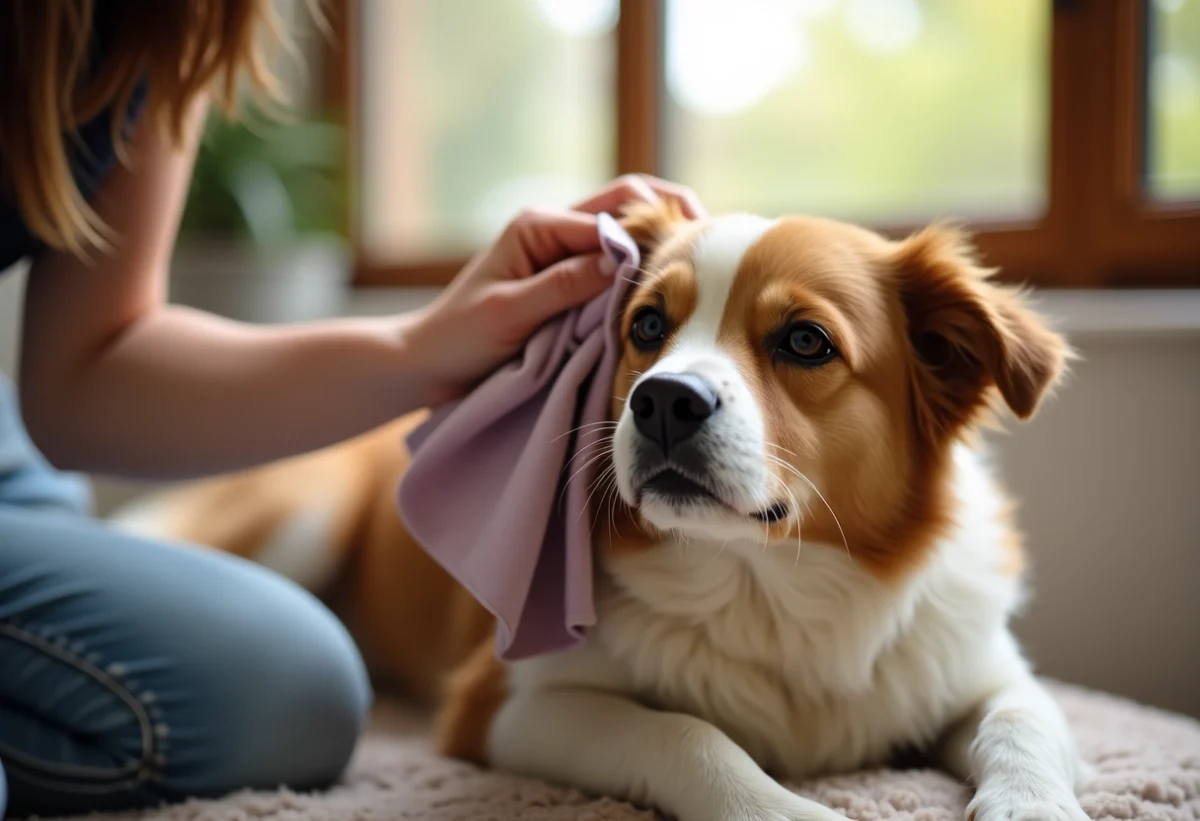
[
  {"x1": 968, "y1": 787, "x2": 1089, "y2": 821},
  {"x1": 726, "y1": 789, "x2": 847, "y2": 821}
]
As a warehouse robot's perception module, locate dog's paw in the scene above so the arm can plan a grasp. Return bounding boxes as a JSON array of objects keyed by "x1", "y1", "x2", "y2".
[
  {"x1": 1073, "y1": 759, "x2": 1097, "y2": 792},
  {"x1": 727, "y1": 791, "x2": 847, "y2": 821},
  {"x1": 967, "y1": 787, "x2": 1089, "y2": 821}
]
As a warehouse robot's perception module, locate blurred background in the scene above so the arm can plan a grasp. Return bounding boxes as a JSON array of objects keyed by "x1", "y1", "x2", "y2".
[{"x1": 1, "y1": 0, "x2": 1198, "y2": 716}]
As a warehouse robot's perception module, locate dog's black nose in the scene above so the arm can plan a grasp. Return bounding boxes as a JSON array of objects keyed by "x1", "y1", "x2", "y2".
[{"x1": 630, "y1": 373, "x2": 720, "y2": 454}]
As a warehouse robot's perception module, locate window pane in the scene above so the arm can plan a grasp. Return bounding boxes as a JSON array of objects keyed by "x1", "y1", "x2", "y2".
[
  {"x1": 359, "y1": 0, "x2": 617, "y2": 262},
  {"x1": 1148, "y1": 0, "x2": 1200, "y2": 200},
  {"x1": 663, "y1": 0, "x2": 1048, "y2": 225}
]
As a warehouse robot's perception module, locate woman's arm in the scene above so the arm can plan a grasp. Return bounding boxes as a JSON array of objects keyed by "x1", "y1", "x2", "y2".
[
  {"x1": 19, "y1": 102, "x2": 431, "y2": 478},
  {"x1": 18, "y1": 103, "x2": 701, "y2": 480}
]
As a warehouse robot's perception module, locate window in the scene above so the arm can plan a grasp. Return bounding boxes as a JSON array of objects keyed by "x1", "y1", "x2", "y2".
[
  {"x1": 327, "y1": 0, "x2": 1200, "y2": 288},
  {"x1": 1148, "y1": 0, "x2": 1200, "y2": 200},
  {"x1": 357, "y1": 0, "x2": 616, "y2": 264},
  {"x1": 663, "y1": 0, "x2": 1048, "y2": 224}
]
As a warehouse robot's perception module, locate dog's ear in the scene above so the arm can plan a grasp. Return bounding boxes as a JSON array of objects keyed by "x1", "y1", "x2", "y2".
[
  {"x1": 891, "y1": 225, "x2": 1071, "y2": 444},
  {"x1": 618, "y1": 198, "x2": 689, "y2": 257}
]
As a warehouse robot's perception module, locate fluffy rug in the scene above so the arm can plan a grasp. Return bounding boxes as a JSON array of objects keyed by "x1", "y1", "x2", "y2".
[{"x1": 54, "y1": 682, "x2": 1200, "y2": 821}]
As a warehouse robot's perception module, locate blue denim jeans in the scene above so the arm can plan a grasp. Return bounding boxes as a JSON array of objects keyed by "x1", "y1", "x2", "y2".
[{"x1": 0, "y1": 379, "x2": 372, "y2": 818}]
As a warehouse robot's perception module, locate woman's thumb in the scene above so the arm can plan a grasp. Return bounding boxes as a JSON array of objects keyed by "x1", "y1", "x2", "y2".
[{"x1": 509, "y1": 252, "x2": 615, "y2": 327}]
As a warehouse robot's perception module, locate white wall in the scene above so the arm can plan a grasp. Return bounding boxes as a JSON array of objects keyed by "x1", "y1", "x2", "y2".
[
  {"x1": 3, "y1": 266, "x2": 1198, "y2": 717},
  {"x1": 997, "y1": 323, "x2": 1200, "y2": 718}
]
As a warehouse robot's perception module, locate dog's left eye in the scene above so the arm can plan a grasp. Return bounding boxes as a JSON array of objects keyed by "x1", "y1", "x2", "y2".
[{"x1": 778, "y1": 322, "x2": 837, "y2": 365}]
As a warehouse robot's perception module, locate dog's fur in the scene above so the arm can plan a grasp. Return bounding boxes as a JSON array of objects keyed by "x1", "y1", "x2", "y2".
[{"x1": 113, "y1": 205, "x2": 1087, "y2": 821}]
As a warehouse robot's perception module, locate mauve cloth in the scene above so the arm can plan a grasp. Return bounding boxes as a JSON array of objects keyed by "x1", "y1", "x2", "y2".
[{"x1": 396, "y1": 214, "x2": 640, "y2": 661}]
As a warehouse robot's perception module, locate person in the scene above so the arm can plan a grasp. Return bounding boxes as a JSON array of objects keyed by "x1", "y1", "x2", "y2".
[{"x1": 0, "y1": 1, "x2": 704, "y2": 817}]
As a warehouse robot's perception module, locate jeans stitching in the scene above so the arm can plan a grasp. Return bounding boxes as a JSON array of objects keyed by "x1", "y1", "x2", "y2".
[
  {"x1": 0, "y1": 620, "x2": 161, "y2": 792},
  {"x1": 0, "y1": 767, "x2": 151, "y2": 797}
]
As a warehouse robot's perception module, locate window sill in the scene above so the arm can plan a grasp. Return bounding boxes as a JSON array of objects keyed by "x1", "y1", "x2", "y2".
[{"x1": 1032, "y1": 289, "x2": 1200, "y2": 336}]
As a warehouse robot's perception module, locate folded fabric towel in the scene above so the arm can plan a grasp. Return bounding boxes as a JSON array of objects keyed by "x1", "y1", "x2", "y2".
[{"x1": 397, "y1": 214, "x2": 641, "y2": 661}]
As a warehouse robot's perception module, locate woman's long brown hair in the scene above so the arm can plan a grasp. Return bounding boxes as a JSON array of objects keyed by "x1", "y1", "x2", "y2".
[{"x1": 0, "y1": 0, "x2": 286, "y2": 256}]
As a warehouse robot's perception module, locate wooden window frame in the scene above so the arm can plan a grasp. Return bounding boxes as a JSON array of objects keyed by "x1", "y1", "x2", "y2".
[{"x1": 323, "y1": 0, "x2": 1200, "y2": 289}]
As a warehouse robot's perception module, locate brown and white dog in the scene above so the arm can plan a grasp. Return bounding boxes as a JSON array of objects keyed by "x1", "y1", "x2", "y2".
[{"x1": 113, "y1": 203, "x2": 1087, "y2": 821}]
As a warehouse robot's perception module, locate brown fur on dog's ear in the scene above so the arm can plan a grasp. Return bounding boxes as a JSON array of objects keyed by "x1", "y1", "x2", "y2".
[
  {"x1": 891, "y1": 224, "x2": 1071, "y2": 445},
  {"x1": 618, "y1": 198, "x2": 688, "y2": 255}
]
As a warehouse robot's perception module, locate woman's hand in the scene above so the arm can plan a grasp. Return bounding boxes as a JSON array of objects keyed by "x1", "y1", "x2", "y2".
[{"x1": 405, "y1": 175, "x2": 705, "y2": 401}]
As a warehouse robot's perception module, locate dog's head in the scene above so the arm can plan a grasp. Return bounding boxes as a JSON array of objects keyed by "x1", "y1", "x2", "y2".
[{"x1": 602, "y1": 201, "x2": 1069, "y2": 576}]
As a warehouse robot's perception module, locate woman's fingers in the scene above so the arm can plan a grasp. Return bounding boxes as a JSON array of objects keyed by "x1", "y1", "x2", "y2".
[
  {"x1": 488, "y1": 175, "x2": 704, "y2": 283},
  {"x1": 572, "y1": 174, "x2": 707, "y2": 219},
  {"x1": 500, "y1": 252, "x2": 614, "y2": 331},
  {"x1": 640, "y1": 176, "x2": 708, "y2": 219},
  {"x1": 501, "y1": 207, "x2": 601, "y2": 274}
]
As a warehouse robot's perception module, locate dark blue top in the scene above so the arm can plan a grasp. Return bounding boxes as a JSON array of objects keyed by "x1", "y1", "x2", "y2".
[{"x1": 0, "y1": 65, "x2": 146, "y2": 272}]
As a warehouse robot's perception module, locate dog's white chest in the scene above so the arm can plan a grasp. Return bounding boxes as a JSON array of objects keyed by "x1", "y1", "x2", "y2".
[
  {"x1": 603, "y1": 553, "x2": 1018, "y2": 778},
  {"x1": 593, "y1": 547, "x2": 954, "y2": 777},
  {"x1": 514, "y1": 448, "x2": 1026, "y2": 781}
]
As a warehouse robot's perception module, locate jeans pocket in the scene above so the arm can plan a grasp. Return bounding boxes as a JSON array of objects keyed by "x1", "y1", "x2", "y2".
[{"x1": 0, "y1": 620, "x2": 161, "y2": 796}]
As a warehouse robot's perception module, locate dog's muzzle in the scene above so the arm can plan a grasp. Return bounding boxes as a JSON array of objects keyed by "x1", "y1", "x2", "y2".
[{"x1": 629, "y1": 372, "x2": 724, "y2": 503}]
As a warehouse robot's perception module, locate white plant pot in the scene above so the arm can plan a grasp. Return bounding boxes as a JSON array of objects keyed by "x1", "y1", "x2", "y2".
[{"x1": 168, "y1": 239, "x2": 350, "y2": 324}]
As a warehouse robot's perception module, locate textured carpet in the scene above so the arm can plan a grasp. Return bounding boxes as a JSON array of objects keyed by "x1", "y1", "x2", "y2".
[{"x1": 60, "y1": 682, "x2": 1200, "y2": 821}]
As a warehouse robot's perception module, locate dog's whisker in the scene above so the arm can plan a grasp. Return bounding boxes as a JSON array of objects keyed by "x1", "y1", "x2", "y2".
[
  {"x1": 768, "y1": 470, "x2": 796, "y2": 566},
  {"x1": 762, "y1": 473, "x2": 791, "y2": 556},
  {"x1": 565, "y1": 436, "x2": 615, "y2": 464},
  {"x1": 559, "y1": 443, "x2": 615, "y2": 509},
  {"x1": 603, "y1": 473, "x2": 623, "y2": 540},
  {"x1": 564, "y1": 446, "x2": 615, "y2": 494},
  {"x1": 785, "y1": 484, "x2": 804, "y2": 569},
  {"x1": 628, "y1": 266, "x2": 665, "y2": 291},
  {"x1": 798, "y1": 476, "x2": 847, "y2": 562},
  {"x1": 620, "y1": 273, "x2": 661, "y2": 296},
  {"x1": 552, "y1": 421, "x2": 619, "y2": 444},
  {"x1": 768, "y1": 458, "x2": 818, "y2": 523},
  {"x1": 766, "y1": 455, "x2": 843, "y2": 564},
  {"x1": 768, "y1": 456, "x2": 852, "y2": 565},
  {"x1": 765, "y1": 440, "x2": 800, "y2": 459},
  {"x1": 622, "y1": 277, "x2": 665, "y2": 299},
  {"x1": 589, "y1": 469, "x2": 614, "y2": 534},
  {"x1": 579, "y1": 463, "x2": 620, "y2": 528},
  {"x1": 589, "y1": 466, "x2": 619, "y2": 534},
  {"x1": 571, "y1": 431, "x2": 616, "y2": 449},
  {"x1": 564, "y1": 434, "x2": 616, "y2": 465},
  {"x1": 760, "y1": 480, "x2": 776, "y2": 556},
  {"x1": 564, "y1": 436, "x2": 619, "y2": 468}
]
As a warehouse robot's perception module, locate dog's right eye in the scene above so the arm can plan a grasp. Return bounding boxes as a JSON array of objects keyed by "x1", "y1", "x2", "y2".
[
  {"x1": 776, "y1": 321, "x2": 838, "y2": 366},
  {"x1": 630, "y1": 306, "x2": 668, "y2": 351}
]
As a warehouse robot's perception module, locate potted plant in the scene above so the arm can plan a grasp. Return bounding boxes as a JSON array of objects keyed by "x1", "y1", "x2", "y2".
[{"x1": 170, "y1": 112, "x2": 351, "y2": 323}]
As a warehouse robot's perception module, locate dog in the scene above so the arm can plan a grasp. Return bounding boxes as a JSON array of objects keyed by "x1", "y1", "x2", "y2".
[{"x1": 113, "y1": 202, "x2": 1087, "y2": 821}]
